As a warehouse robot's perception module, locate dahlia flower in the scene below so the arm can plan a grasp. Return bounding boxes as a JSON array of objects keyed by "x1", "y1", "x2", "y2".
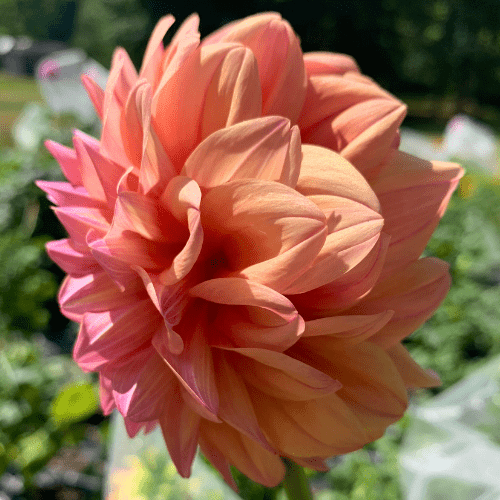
[{"x1": 38, "y1": 12, "x2": 463, "y2": 488}]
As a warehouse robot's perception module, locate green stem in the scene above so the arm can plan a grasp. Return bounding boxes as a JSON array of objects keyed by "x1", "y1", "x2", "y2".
[{"x1": 282, "y1": 459, "x2": 314, "y2": 500}]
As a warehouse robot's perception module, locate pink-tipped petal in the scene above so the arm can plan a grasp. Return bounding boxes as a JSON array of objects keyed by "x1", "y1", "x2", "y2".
[
  {"x1": 44, "y1": 140, "x2": 82, "y2": 186},
  {"x1": 46, "y1": 239, "x2": 100, "y2": 277},
  {"x1": 81, "y1": 74, "x2": 104, "y2": 119},
  {"x1": 152, "y1": 311, "x2": 220, "y2": 421}
]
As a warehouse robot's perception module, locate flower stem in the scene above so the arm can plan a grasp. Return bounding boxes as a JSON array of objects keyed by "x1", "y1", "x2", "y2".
[{"x1": 282, "y1": 459, "x2": 314, "y2": 500}]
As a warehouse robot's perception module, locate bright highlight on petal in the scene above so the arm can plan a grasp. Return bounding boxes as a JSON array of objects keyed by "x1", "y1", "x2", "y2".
[{"x1": 38, "y1": 10, "x2": 462, "y2": 489}]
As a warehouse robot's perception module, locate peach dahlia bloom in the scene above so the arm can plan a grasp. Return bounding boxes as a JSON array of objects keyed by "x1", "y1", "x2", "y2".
[{"x1": 38, "y1": 13, "x2": 463, "y2": 488}]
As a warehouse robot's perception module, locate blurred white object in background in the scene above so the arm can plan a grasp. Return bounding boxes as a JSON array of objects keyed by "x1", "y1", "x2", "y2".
[
  {"x1": 35, "y1": 49, "x2": 108, "y2": 125},
  {"x1": 444, "y1": 114, "x2": 498, "y2": 173},
  {"x1": 399, "y1": 356, "x2": 500, "y2": 500},
  {"x1": 400, "y1": 114, "x2": 499, "y2": 174}
]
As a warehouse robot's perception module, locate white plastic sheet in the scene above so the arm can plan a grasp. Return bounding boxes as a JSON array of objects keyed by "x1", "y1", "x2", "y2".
[{"x1": 399, "y1": 356, "x2": 500, "y2": 500}]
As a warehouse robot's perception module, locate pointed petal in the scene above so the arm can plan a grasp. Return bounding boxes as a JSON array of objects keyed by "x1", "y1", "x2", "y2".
[
  {"x1": 191, "y1": 278, "x2": 304, "y2": 351},
  {"x1": 215, "y1": 13, "x2": 307, "y2": 123},
  {"x1": 292, "y1": 232, "x2": 390, "y2": 316},
  {"x1": 303, "y1": 52, "x2": 360, "y2": 76},
  {"x1": 200, "y1": 45, "x2": 262, "y2": 140},
  {"x1": 370, "y1": 152, "x2": 463, "y2": 274},
  {"x1": 72, "y1": 132, "x2": 107, "y2": 203},
  {"x1": 152, "y1": 312, "x2": 219, "y2": 421},
  {"x1": 155, "y1": 42, "x2": 254, "y2": 169},
  {"x1": 252, "y1": 390, "x2": 369, "y2": 457},
  {"x1": 183, "y1": 116, "x2": 300, "y2": 189},
  {"x1": 36, "y1": 181, "x2": 105, "y2": 209},
  {"x1": 296, "y1": 340, "x2": 408, "y2": 440},
  {"x1": 45, "y1": 140, "x2": 82, "y2": 186},
  {"x1": 104, "y1": 346, "x2": 177, "y2": 421},
  {"x1": 200, "y1": 420, "x2": 285, "y2": 488},
  {"x1": 99, "y1": 374, "x2": 116, "y2": 415},
  {"x1": 350, "y1": 257, "x2": 451, "y2": 348},
  {"x1": 139, "y1": 15, "x2": 176, "y2": 87},
  {"x1": 199, "y1": 438, "x2": 238, "y2": 491},
  {"x1": 224, "y1": 348, "x2": 341, "y2": 401},
  {"x1": 53, "y1": 206, "x2": 109, "y2": 246},
  {"x1": 101, "y1": 48, "x2": 137, "y2": 167},
  {"x1": 81, "y1": 74, "x2": 104, "y2": 119},
  {"x1": 74, "y1": 300, "x2": 161, "y2": 371},
  {"x1": 385, "y1": 343, "x2": 441, "y2": 388},
  {"x1": 302, "y1": 311, "x2": 394, "y2": 347},
  {"x1": 160, "y1": 383, "x2": 201, "y2": 478},
  {"x1": 298, "y1": 72, "x2": 391, "y2": 132},
  {"x1": 46, "y1": 238, "x2": 100, "y2": 276},
  {"x1": 214, "y1": 351, "x2": 275, "y2": 452},
  {"x1": 58, "y1": 271, "x2": 144, "y2": 317}
]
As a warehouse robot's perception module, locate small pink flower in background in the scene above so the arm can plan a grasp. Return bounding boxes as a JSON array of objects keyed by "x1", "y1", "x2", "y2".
[
  {"x1": 38, "y1": 12, "x2": 463, "y2": 488},
  {"x1": 39, "y1": 59, "x2": 60, "y2": 80}
]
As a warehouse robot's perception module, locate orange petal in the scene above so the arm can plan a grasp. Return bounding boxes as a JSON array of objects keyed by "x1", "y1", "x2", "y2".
[
  {"x1": 291, "y1": 232, "x2": 390, "y2": 317},
  {"x1": 183, "y1": 116, "x2": 300, "y2": 189},
  {"x1": 370, "y1": 151, "x2": 464, "y2": 275},
  {"x1": 224, "y1": 348, "x2": 341, "y2": 401},
  {"x1": 350, "y1": 257, "x2": 451, "y2": 348},
  {"x1": 160, "y1": 383, "x2": 201, "y2": 478},
  {"x1": 302, "y1": 311, "x2": 394, "y2": 347},
  {"x1": 101, "y1": 48, "x2": 137, "y2": 167},
  {"x1": 53, "y1": 206, "x2": 109, "y2": 247},
  {"x1": 200, "y1": 420, "x2": 285, "y2": 488},
  {"x1": 81, "y1": 74, "x2": 104, "y2": 119},
  {"x1": 200, "y1": 45, "x2": 262, "y2": 140},
  {"x1": 214, "y1": 13, "x2": 307, "y2": 124},
  {"x1": 200, "y1": 178, "x2": 327, "y2": 292},
  {"x1": 191, "y1": 277, "x2": 304, "y2": 351},
  {"x1": 214, "y1": 351, "x2": 275, "y2": 452},
  {"x1": 303, "y1": 52, "x2": 360, "y2": 76},
  {"x1": 139, "y1": 15, "x2": 176, "y2": 87},
  {"x1": 385, "y1": 343, "x2": 441, "y2": 388},
  {"x1": 155, "y1": 42, "x2": 255, "y2": 169}
]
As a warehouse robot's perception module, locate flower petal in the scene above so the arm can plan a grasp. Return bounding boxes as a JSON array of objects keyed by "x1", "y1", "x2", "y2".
[
  {"x1": 200, "y1": 178, "x2": 327, "y2": 292},
  {"x1": 73, "y1": 300, "x2": 161, "y2": 371},
  {"x1": 303, "y1": 52, "x2": 360, "y2": 76},
  {"x1": 44, "y1": 140, "x2": 82, "y2": 186},
  {"x1": 183, "y1": 116, "x2": 300, "y2": 189},
  {"x1": 200, "y1": 421, "x2": 285, "y2": 488},
  {"x1": 370, "y1": 151, "x2": 464, "y2": 275},
  {"x1": 385, "y1": 343, "x2": 441, "y2": 388},
  {"x1": 139, "y1": 15, "x2": 176, "y2": 87},
  {"x1": 46, "y1": 239, "x2": 100, "y2": 277},
  {"x1": 213, "y1": 12, "x2": 307, "y2": 124},
  {"x1": 152, "y1": 311, "x2": 219, "y2": 421},
  {"x1": 350, "y1": 257, "x2": 451, "y2": 348},
  {"x1": 223, "y1": 347, "x2": 341, "y2": 401},
  {"x1": 159, "y1": 383, "x2": 201, "y2": 478},
  {"x1": 214, "y1": 350, "x2": 275, "y2": 452},
  {"x1": 190, "y1": 277, "x2": 304, "y2": 351},
  {"x1": 81, "y1": 74, "x2": 104, "y2": 119}
]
